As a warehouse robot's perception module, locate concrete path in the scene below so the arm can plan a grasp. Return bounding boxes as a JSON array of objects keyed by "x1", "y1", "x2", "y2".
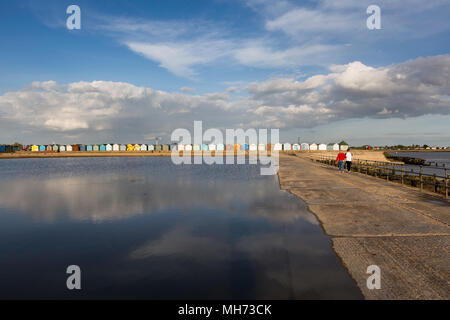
[{"x1": 278, "y1": 153, "x2": 450, "y2": 299}]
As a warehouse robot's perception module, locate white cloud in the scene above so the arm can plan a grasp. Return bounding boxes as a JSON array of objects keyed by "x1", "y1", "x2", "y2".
[{"x1": 1, "y1": 55, "x2": 448, "y2": 142}]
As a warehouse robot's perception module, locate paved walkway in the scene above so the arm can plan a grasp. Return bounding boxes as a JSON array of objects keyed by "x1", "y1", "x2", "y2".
[{"x1": 278, "y1": 154, "x2": 450, "y2": 299}]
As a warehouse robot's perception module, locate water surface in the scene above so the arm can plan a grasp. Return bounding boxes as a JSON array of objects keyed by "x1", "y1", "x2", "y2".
[{"x1": 0, "y1": 157, "x2": 362, "y2": 299}]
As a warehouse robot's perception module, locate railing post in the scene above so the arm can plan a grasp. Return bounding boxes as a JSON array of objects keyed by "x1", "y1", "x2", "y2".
[
  {"x1": 420, "y1": 166, "x2": 423, "y2": 191},
  {"x1": 433, "y1": 173, "x2": 437, "y2": 193},
  {"x1": 386, "y1": 163, "x2": 389, "y2": 181},
  {"x1": 401, "y1": 165, "x2": 404, "y2": 185},
  {"x1": 445, "y1": 168, "x2": 448, "y2": 199}
]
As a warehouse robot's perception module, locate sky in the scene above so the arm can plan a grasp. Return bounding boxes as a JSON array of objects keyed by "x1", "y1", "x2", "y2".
[{"x1": 0, "y1": 0, "x2": 449, "y2": 146}]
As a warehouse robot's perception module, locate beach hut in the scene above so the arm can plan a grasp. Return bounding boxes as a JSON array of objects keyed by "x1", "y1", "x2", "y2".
[
  {"x1": 292, "y1": 144, "x2": 300, "y2": 151},
  {"x1": 249, "y1": 144, "x2": 257, "y2": 151},
  {"x1": 234, "y1": 144, "x2": 240, "y2": 151},
  {"x1": 80, "y1": 145, "x2": 86, "y2": 151},
  {"x1": 162, "y1": 144, "x2": 170, "y2": 151},
  {"x1": 133, "y1": 144, "x2": 141, "y2": 151},
  {"x1": 93, "y1": 145, "x2": 99, "y2": 151},
  {"x1": 192, "y1": 144, "x2": 200, "y2": 151},
  {"x1": 185, "y1": 144, "x2": 193, "y2": 151},
  {"x1": 39, "y1": 145, "x2": 45, "y2": 152},
  {"x1": 300, "y1": 143, "x2": 309, "y2": 150},
  {"x1": 52, "y1": 144, "x2": 59, "y2": 151},
  {"x1": 273, "y1": 143, "x2": 282, "y2": 151},
  {"x1": 170, "y1": 144, "x2": 178, "y2": 151},
  {"x1": 86, "y1": 145, "x2": 93, "y2": 151},
  {"x1": 177, "y1": 144, "x2": 185, "y2": 151},
  {"x1": 98, "y1": 144, "x2": 105, "y2": 151},
  {"x1": 59, "y1": 145, "x2": 66, "y2": 152},
  {"x1": 225, "y1": 144, "x2": 232, "y2": 151},
  {"x1": 217, "y1": 144, "x2": 224, "y2": 151},
  {"x1": 283, "y1": 143, "x2": 292, "y2": 151},
  {"x1": 120, "y1": 144, "x2": 126, "y2": 151},
  {"x1": 72, "y1": 145, "x2": 80, "y2": 151},
  {"x1": 126, "y1": 144, "x2": 134, "y2": 151},
  {"x1": 0, "y1": 146, "x2": 5, "y2": 152},
  {"x1": 309, "y1": 143, "x2": 318, "y2": 151},
  {"x1": 104, "y1": 144, "x2": 111, "y2": 151},
  {"x1": 141, "y1": 144, "x2": 148, "y2": 151},
  {"x1": 66, "y1": 145, "x2": 72, "y2": 152},
  {"x1": 112, "y1": 144, "x2": 119, "y2": 151},
  {"x1": 318, "y1": 143, "x2": 327, "y2": 151},
  {"x1": 46, "y1": 145, "x2": 52, "y2": 151},
  {"x1": 208, "y1": 144, "x2": 216, "y2": 151},
  {"x1": 258, "y1": 144, "x2": 265, "y2": 151},
  {"x1": 326, "y1": 143, "x2": 334, "y2": 151},
  {"x1": 339, "y1": 141, "x2": 349, "y2": 151},
  {"x1": 155, "y1": 144, "x2": 163, "y2": 152},
  {"x1": 201, "y1": 144, "x2": 208, "y2": 151},
  {"x1": 242, "y1": 144, "x2": 249, "y2": 151},
  {"x1": 147, "y1": 144, "x2": 154, "y2": 152},
  {"x1": 31, "y1": 145, "x2": 39, "y2": 152}
]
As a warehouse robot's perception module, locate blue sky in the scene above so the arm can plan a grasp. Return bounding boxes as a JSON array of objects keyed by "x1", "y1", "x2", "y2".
[{"x1": 0, "y1": 0, "x2": 449, "y2": 145}]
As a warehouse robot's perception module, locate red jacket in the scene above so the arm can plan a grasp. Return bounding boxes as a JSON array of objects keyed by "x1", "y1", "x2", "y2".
[{"x1": 335, "y1": 153, "x2": 346, "y2": 162}]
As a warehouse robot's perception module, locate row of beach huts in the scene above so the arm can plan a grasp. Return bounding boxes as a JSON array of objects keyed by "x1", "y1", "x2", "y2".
[{"x1": 1, "y1": 142, "x2": 349, "y2": 152}]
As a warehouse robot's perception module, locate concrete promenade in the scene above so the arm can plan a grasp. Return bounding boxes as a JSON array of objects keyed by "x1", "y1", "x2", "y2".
[{"x1": 278, "y1": 153, "x2": 450, "y2": 299}]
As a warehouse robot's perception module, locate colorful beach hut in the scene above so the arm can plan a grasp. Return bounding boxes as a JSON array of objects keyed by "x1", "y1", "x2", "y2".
[
  {"x1": 208, "y1": 144, "x2": 216, "y2": 151},
  {"x1": 0, "y1": 146, "x2": 5, "y2": 152},
  {"x1": 46, "y1": 145, "x2": 52, "y2": 151},
  {"x1": 87, "y1": 145, "x2": 93, "y2": 151},
  {"x1": 31, "y1": 145, "x2": 39, "y2": 152},
  {"x1": 162, "y1": 144, "x2": 170, "y2": 151},
  {"x1": 52, "y1": 144, "x2": 59, "y2": 151},
  {"x1": 66, "y1": 145, "x2": 73, "y2": 152},
  {"x1": 185, "y1": 144, "x2": 193, "y2": 151},
  {"x1": 155, "y1": 144, "x2": 163, "y2": 152},
  {"x1": 126, "y1": 144, "x2": 134, "y2": 151},
  {"x1": 148, "y1": 144, "x2": 154, "y2": 152},
  {"x1": 98, "y1": 144, "x2": 105, "y2": 151},
  {"x1": 80, "y1": 145, "x2": 86, "y2": 151},
  {"x1": 177, "y1": 144, "x2": 185, "y2": 151},
  {"x1": 93, "y1": 145, "x2": 100, "y2": 151},
  {"x1": 242, "y1": 144, "x2": 249, "y2": 151},
  {"x1": 39, "y1": 145, "x2": 46, "y2": 152},
  {"x1": 72, "y1": 145, "x2": 80, "y2": 151},
  {"x1": 233, "y1": 144, "x2": 240, "y2": 151}
]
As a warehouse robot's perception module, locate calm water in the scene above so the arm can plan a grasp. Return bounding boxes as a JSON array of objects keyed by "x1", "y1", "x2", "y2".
[
  {"x1": 388, "y1": 152, "x2": 450, "y2": 176},
  {"x1": 0, "y1": 157, "x2": 362, "y2": 299}
]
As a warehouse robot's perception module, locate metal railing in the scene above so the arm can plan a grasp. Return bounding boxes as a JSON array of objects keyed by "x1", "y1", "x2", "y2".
[{"x1": 308, "y1": 155, "x2": 449, "y2": 199}]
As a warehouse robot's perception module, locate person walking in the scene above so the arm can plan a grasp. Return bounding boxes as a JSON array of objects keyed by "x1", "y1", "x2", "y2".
[
  {"x1": 335, "y1": 151, "x2": 346, "y2": 172},
  {"x1": 345, "y1": 148, "x2": 353, "y2": 173}
]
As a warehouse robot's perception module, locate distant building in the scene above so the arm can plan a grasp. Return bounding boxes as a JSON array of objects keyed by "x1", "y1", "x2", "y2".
[{"x1": 309, "y1": 143, "x2": 318, "y2": 151}]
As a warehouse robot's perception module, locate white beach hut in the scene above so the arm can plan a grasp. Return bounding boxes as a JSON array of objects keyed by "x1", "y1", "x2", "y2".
[
  {"x1": 59, "y1": 145, "x2": 66, "y2": 152},
  {"x1": 141, "y1": 144, "x2": 148, "y2": 151},
  {"x1": 258, "y1": 144, "x2": 266, "y2": 151},
  {"x1": 106, "y1": 144, "x2": 113, "y2": 151},
  {"x1": 333, "y1": 143, "x2": 339, "y2": 151},
  {"x1": 185, "y1": 144, "x2": 193, "y2": 151},
  {"x1": 66, "y1": 145, "x2": 73, "y2": 152},
  {"x1": 273, "y1": 143, "x2": 283, "y2": 151},
  {"x1": 216, "y1": 144, "x2": 224, "y2": 151},
  {"x1": 318, "y1": 143, "x2": 327, "y2": 151},
  {"x1": 249, "y1": 144, "x2": 258, "y2": 151},
  {"x1": 193, "y1": 144, "x2": 200, "y2": 151},
  {"x1": 113, "y1": 144, "x2": 120, "y2": 151},
  {"x1": 148, "y1": 144, "x2": 155, "y2": 151},
  {"x1": 208, "y1": 144, "x2": 216, "y2": 151},
  {"x1": 292, "y1": 144, "x2": 300, "y2": 151},
  {"x1": 177, "y1": 144, "x2": 185, "y2": 151},
  {"x1": 300, "y1": 143, "x2": 309, "y2": 150},
  {"x1": 283, "y1": 143, "x2": 292, "y2": 151},
  {"x1": 119, "y1": 144, "x2": 126, "y2": 151},
  {"x1": 309, "y1": 143, "x2": 318, "y2": 151}
]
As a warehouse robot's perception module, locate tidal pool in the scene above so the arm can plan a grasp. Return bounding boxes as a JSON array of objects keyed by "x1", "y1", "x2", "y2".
[{"x1": 0, "y1": 157, "x2": 362, "y2": 299}]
